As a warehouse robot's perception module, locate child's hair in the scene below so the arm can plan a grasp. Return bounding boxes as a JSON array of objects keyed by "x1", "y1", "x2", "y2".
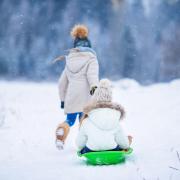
[{"x1": 71, "y1": 24, "x2": 89, "y2": 39}]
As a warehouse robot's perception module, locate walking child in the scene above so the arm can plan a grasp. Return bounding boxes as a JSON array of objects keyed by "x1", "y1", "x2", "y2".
[{"x1": 56, "y1": 24, "x2": 99, "y2": 150}]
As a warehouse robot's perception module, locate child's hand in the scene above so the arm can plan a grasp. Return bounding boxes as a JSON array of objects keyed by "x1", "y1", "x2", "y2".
[
  {"x1": 90, "y1": 86, "x2": 97, "y2": 95},
  {"x1": 61, "y1": 101, "x2": 64, "y2": 109},
  {"x1": 128, "y1": 135, "x2": 133, "y2": 145}
]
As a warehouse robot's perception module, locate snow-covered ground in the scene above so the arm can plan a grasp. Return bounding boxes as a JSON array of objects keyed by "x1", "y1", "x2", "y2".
[{"x1": 0, "y1": 79, "x2": 180, "y2": 180}]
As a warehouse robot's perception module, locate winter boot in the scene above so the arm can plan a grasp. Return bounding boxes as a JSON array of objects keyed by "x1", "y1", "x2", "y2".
[{"x1": 55, "y1": 122, "x2": 70, "y2": 150}]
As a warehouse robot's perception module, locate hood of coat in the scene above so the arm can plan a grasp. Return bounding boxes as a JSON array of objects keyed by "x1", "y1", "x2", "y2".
[
  {"x1": 82, "y1": 101, "x2": 125, "y2": 131},
  {"x1": 66, "y1": 51, "x2": 96, "y2": 74},
  {"x1": 88, "y1": 108, "x2": 120, "y2": 131}
]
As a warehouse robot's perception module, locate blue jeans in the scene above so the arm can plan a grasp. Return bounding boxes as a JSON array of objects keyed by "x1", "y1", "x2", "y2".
[
  {"x1": 65, "y1": 112, "x2": 83, "y2": 127},
  {"x1": 80, "y1": 146, "x2": 124, "y2": 154}
]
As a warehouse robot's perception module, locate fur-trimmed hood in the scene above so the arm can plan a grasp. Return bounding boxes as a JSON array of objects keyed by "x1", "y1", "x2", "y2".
[
  {"x1": 80, "y1": 101, "x2": 125, "y2": 130},
  {"x1": 83, "y1": 101, "x2": 125, "y2": 120}
]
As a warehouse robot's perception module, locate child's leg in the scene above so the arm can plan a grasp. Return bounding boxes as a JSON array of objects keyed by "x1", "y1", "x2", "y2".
[
  {"x1": 56, "y1": 113, "x2": 78, "y2": 150},
  {"x1": 80, "y1": 146, "x2": 94, "y2": 154},
  {"x1": 56, "y1": 122, "x2": 70, "y2": 141},
  {"x1": 66, "y1": 113, "x2": 78, "y2": 126}
]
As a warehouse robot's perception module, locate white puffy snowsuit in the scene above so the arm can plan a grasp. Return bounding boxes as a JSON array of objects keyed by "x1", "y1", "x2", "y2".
[{"x1": 76, "y1": 102, "x2": 130, "y2": 151}]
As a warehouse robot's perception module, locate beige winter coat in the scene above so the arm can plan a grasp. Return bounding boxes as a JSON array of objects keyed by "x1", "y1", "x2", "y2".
[{"x1": 58, "y1": 50, "x2": 99, "y2": 114}]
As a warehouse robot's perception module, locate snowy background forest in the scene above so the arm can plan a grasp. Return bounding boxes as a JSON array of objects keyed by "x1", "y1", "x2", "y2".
[{"x1": 0, "y1": 0, "x2": 180, "y2": 83}]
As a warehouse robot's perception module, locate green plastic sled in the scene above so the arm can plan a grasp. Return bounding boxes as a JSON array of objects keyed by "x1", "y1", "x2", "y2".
[{"x1": 77, "y1": 148, "x2": 133, "y2": 165}]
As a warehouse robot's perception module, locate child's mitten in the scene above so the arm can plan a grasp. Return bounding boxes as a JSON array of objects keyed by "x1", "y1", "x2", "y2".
[
  {"x1": 128, "y1": 135, "x2": 133, "y2": 145},
  {"x1": 61, "y1": 101, "x2": 64, "y2": 109},
  {"x1": 90, "y1": 86, "x2": 97, "y2": 95}
]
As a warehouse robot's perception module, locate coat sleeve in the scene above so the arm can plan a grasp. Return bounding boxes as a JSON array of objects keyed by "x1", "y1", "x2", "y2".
[
  {"x1": 58, "y1": 70, "x2": 68, "y2": 101},
  {"x1": 76, "y1": 121, "x2": 88, "y2": 150},
  {"x1": 114, "y1": 126, "x2": 129, "y2": 149},
  {"x1": 87, "y1": 57, "x2": 99, "y2": 89}
]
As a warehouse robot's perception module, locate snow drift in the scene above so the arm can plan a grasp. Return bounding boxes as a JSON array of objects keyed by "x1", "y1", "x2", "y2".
[{"x1": 0, "y1": 79, "x2": 180, "y2": 180}]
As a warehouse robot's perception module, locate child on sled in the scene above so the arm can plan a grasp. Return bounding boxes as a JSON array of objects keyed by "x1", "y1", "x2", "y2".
[
  {"x1": 76, "y1": 79, "x2": 132, "y2": 154},
  {"x1": 55, "y1": 24, "x2": 99, "y2": 150}
]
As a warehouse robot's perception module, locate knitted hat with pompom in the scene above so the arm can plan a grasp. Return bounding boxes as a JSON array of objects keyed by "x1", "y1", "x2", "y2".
[
  {"x1": 71, "y1": 24, "x2": 91, "y2": 48},
  {"x1": 93, "y1": 79, "x2": 112, "y2": 102}
]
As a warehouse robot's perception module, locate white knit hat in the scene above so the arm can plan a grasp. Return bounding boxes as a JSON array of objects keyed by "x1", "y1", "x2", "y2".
[{"x1": 93, "y1": 79, "x2": 112, "y2": 102}]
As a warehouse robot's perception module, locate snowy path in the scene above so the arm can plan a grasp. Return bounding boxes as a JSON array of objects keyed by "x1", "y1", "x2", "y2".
[{"x1": 0, "y1": 80, "x2": 180, "y2": 180}]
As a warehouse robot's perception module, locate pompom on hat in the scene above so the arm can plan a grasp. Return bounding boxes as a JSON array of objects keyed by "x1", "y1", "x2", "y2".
[
  {"x1": 70, "y1": 24, "x2": 91, "y2": 48},
  {"x1": 71, "y1": 24, "x2": 89, "y2": 39},
  {"x1": 93, "y1": 79, "x2": 113, "y2": 102}
]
